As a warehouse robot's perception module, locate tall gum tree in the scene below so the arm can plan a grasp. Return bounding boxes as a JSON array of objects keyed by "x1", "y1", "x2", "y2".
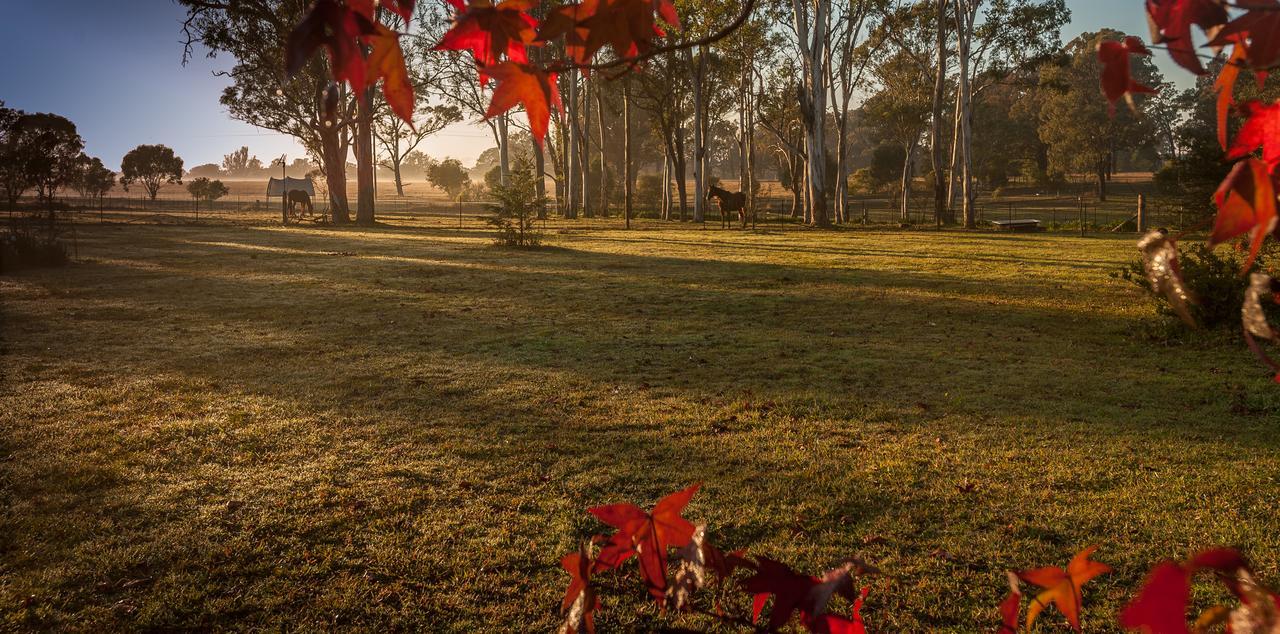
[{"x1": 180, "y1": 0, "x2": 355, "y2": 223}]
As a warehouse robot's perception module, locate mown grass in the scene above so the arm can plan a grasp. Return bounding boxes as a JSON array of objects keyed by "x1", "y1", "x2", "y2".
[{"x1": 2, "y1": 217, "x2": 1279, "y2": 632}]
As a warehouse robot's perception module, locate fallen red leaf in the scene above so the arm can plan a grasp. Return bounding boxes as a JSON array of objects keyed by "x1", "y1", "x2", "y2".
[{"x1": 742, "y1": 556, "x2": 819, "y2": 630}]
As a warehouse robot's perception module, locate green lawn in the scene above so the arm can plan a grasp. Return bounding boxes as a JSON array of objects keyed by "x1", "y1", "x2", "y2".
[{"x1": 2, "y1": 218, "x2": 1278, "y2": 632}]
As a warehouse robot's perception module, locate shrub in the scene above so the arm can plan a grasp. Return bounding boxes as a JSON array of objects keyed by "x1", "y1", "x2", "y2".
[
  {"x1": 1, "y1": 219, "x2": 69, "y2": 273},
  {"x1": 1121, "y1": 238, "x2": 1280, "y2": 331},
  {"x1": 485, "y1": 163, "x2": 544, "y2": 247}
]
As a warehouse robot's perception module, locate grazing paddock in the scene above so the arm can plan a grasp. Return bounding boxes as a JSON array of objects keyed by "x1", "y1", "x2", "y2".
[{"x1": 2, "y1": 218, "x2": 1279, "y2": 631}]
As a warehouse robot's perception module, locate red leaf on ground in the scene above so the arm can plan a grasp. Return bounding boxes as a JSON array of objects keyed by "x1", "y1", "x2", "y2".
[
  {"x1": 588, "y1": 483, "x2": 700, "y2": 601},
  {"x1": 1210, "y1": 157, "x2": 1278, "y2": 272},
  {"x1": 481, "y1": 62, "x2": 561, "y2": 149},
  {"x1": 1145, "y1": 0, "x2": 1230, "y2": 74},
  {"x1": 1016, "y1": 545, "x2": 1112, "y2": 631},
  {"x1": 1098, "y1": 36, "x2": 1157, "y2": 114}
]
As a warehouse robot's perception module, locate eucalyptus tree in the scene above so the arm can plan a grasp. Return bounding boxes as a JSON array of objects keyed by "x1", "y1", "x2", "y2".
[{"x1": 179, "y1": 0, "x2": 355, "y2": 222}]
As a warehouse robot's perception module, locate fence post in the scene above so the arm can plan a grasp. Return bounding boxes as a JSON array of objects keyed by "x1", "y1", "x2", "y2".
[
  {"x1": 1078, "y1": 197, "x2": 1085, "y2": 237},
  {"x1": 1136, "y1": 194, "x2": 1146, "y2": 234}
]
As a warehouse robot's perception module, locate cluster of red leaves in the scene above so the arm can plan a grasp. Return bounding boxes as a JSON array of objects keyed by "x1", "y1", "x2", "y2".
[
  {"x1": 431, "y1": 0, "x2": 680, "y2": 147},
  {"x1": 1117, "y1": 3, "x2": 1280, "y2": 382},
  {"x1": 1120, "y1": 548, "x2": 1280, "y2": 633},
  {"x1": 558, "y1": 485, "x2": 1280, "y2": 634},
  {"x1": 286, "y1": 0, "x2": 416, "y2": 124},
  {"x1": 558, "y1": 484, "x2": 875, "y2": 634}
]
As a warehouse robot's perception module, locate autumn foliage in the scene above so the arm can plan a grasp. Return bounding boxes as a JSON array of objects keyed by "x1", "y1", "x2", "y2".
[
  {"x1": 286, "y1": 0, "x2": 680, "y2": 149},
  {"x1": 275, "y1": 0, "x2": 1280, "y2": 630},
  {"x1": 554, "y1": 483, "x2": 1280, "y2": 633},
  {"x1": 1114, "y1": 1, "x2": 1280, "y2": 383}
]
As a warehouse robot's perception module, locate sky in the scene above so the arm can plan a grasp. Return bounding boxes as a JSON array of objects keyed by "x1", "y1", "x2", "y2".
[{"x1": 0, "y1": 1, "x2": 1194, "y2": 174}]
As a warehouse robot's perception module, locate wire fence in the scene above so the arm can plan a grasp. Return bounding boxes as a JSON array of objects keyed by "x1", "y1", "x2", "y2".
[{"x1": 7, "y1": 187, "x2": 1205, "y2": 235}]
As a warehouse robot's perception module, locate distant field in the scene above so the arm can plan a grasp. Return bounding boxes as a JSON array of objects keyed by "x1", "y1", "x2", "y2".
[{"x1": 3, "y1": 217, "x2": 1278, "y2": 631}]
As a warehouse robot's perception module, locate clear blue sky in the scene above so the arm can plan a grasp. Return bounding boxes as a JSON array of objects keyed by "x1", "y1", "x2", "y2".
[{"x1": 0, "y1": 1, "x2": 1193, "y2": 173}]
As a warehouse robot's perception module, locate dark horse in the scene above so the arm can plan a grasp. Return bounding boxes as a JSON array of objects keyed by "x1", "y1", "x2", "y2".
[
  {"x1": 284, "y1": 189, "x2": 314, "y2": 223},
  {"x1": 707, "y1": 185, "x2": 748, "y2": 228}
]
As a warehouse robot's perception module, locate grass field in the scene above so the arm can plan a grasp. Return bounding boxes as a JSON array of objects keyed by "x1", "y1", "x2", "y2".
[{"x1": 3, "y1": 217, "x2": 1279, "y2": 632}]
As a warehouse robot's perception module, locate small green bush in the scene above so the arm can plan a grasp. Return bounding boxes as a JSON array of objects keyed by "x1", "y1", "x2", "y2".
[
  {"x1": 1120, "y1": 238, "x2": 1280, "y2": 330},
  {"x1": 1, "y1": 220, "x2": 70, "y2": 273},
  {"x1": 485, "y1": 163, "x2": 544, "y2": 247}
]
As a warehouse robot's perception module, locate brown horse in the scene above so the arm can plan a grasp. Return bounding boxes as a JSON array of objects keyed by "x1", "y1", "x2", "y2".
[
  {"x1": 284, "y1": 190, "x2": 314, "y2": 223},
  {"x1": 707, "y1": 185, "x2": 747, "y2": 228}
]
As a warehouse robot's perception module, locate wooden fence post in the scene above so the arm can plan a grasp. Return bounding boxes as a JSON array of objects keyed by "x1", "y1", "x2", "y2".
[{"x1": 1136, "y1": 194, "x2": 1146, "y2": 233}]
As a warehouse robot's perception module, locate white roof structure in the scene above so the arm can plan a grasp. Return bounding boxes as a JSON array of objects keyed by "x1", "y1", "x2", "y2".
[{"x1": 266, "y1": 177, "x2": 315, "y2": 197}]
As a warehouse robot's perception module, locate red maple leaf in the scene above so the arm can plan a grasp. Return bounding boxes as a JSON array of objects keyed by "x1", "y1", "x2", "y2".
[
  {"x1": 537, "y1": 0, "x2": 679, "y2": 66},
  {"x1": 742, "y1": 556, "x2": 820, "y2": 630},
  {"x1": 1227, "y1": 100, "x2": 1280, "y2": 171},
  {"x1": 1098, "y1": 36, "x2": 1157, "y2": 113},
  {"x1": 433, "y1": 0, "x2": 538, "y2": 67},
  {"x1": 559, "y1": 541, "x2": 602, "y2": 634},
  {"x1": 481, "y1": 62, "x2": 561, "y2": 149},
  {"x1": 1210, "y1": 157, "x2": 1279, "y2": 273},
  {"x1": 1015, "y1": 545, "x2": 1112, "y2": 632},
  {"x1": 1145, "y1": 0, "x2": 1230, "y2": 75},
  {"x1": 1210, "y1": 2, "x2": 1280, "y2": 72},
  {"x1": 997, "y1": 571, "x2": 1022, "y2": 634},
  {"x1": 1119, "y1": 549, "x2": 1256, "y2": 634},
  {"x1": 587, "y1": 482, "x2": 700, "y2": 601},
  {"x1": 1118, "y1": 561, "x2": 1193, "y2": 634},
  {"x1": 1215, "y1": 43, "x2": 1248, "y2": 150},
  {"x1": 808, "y1": 587, "x2": 870, "y2": 634},
  {"x1": 286, "y1": 0, "x2": 374, "y2": 90},
  {"x1": 347, "y1": 0, "x2": 415, "y2": 22},
  {"x1": 363, "y1": 21, "x2": 415, "y2": 125}
]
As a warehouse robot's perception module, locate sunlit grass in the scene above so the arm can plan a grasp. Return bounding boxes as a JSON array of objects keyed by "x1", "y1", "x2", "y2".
[{"x1": 2, "y1": 217, "x2": 1278, "y2": 631}]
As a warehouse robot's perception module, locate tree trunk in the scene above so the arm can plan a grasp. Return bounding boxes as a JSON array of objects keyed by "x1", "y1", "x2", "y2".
[
  {"x1": 319, "y1": 123, "x2": 350, "y2": 224},
  {"x1": 957, "y1": 2, "x2": 976, "y2": 229},
  {"x1": 931, "y1": 0, "x2": 947, "y2": 228},
  {"x1": 581, "y1": 77, "x2": 594, "y2": 217},
  {"x1": 690, "y1": 47, "x2": 707, "y2": 224},
  {"x1": 1097, "y1": 162, "x2": 1107, "y2": 202},
  {"x1": 498, "y1": 114, "x2": 510, "y2": 187},
  {"x1": 565, "y1": 71, "x2": 579, "y2": 219},
  {"x1": 624, "y1": 80, "x2": 633, "y2": 229},
  {"x1": 792, "y1": 0, "x2": 830, "y2": 227},
  {"x1": 674, "y1": 124, "x2": 689, "y2": 221},
  {"x1": 355, "y1": 88, "x2": 376, "y2": 226},
  {"x1": 595, "y1": 85, "x2": 608, "y2": 217},
  {"x1": 900, "y1": 141, "x2": 914, "y2": 222},
  {"x1": 535, "y1": 130, "x2": 547, "y2": 219}
]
